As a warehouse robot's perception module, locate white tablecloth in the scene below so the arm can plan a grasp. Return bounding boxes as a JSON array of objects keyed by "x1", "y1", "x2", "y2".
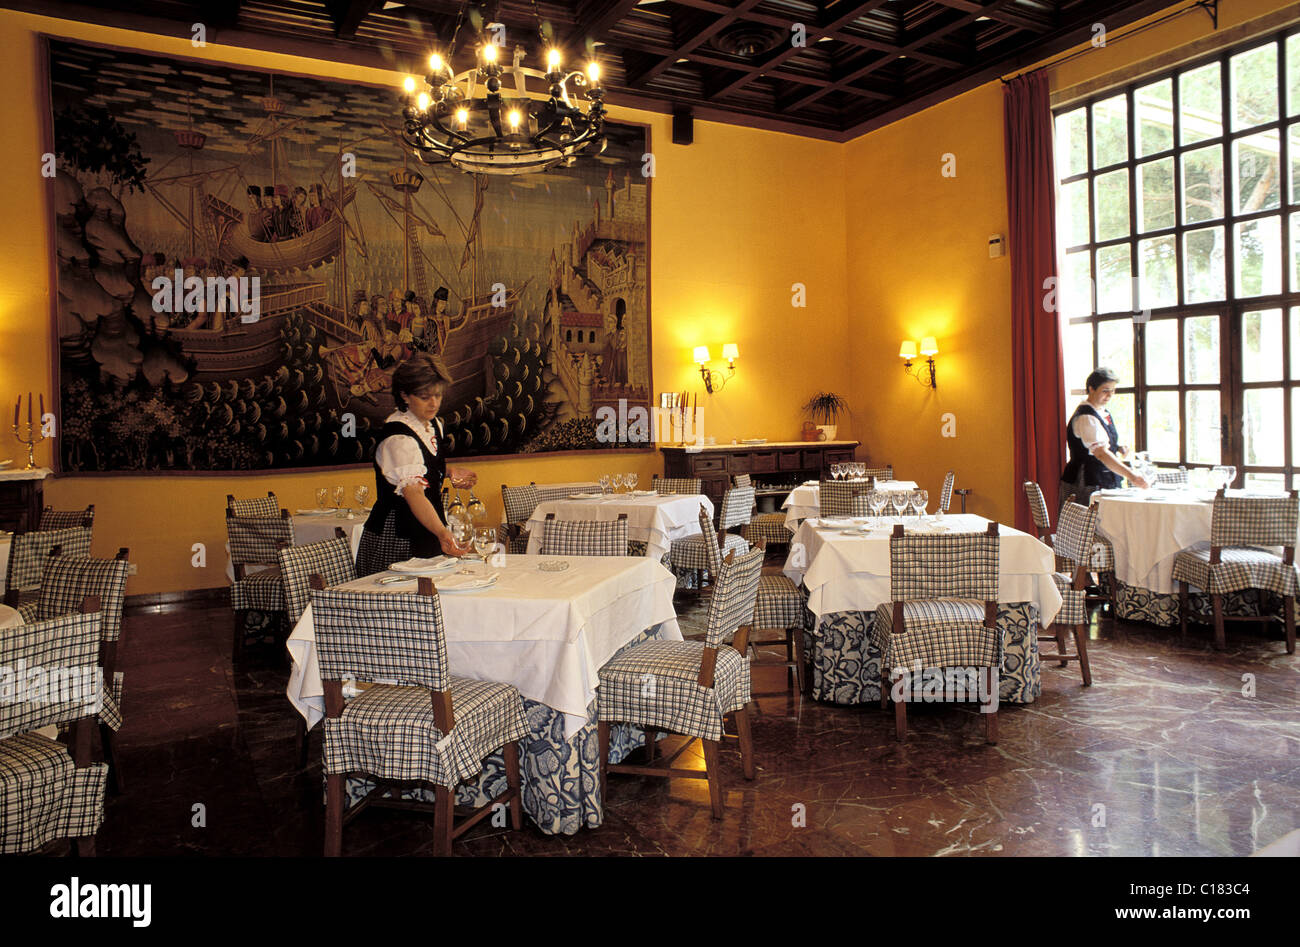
[
  {"x1": 782, "y1": 513, "x2": 1062, "y2": 627},
  {"x1": 224, "y1": 516, "x2": 366, "y2": 582},
  {"x1": 525, "y1": 494, "x2": 713, "y2": 562},
  {"x1": 1092, "y1": 489, "x2": 1220, "y2": 593},
  {"x1": 0, "y1": 604, "x2": 20, "y2": 630},
  {"x1": 782, "y1": 480, "x2": 919, "y2": 531},
  {"x1": 286, "y1": 554, "x2": 682, "y2": 739},
  {"x1": 0, "y1": 535, "x2": 10, "y2": 596}
]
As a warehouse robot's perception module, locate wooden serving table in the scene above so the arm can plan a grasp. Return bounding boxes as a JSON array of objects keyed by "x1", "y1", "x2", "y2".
[
  {"x1": 660, "y1": 441, "x2": 860, "y2": 510},
  {"x1": 0, "y1": 467, "x2": 52, "y2": 534}
]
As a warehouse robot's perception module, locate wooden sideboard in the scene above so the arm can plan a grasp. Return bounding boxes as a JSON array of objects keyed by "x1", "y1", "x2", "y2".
[
  {"x1": 0, "y1": 468, "x2": 51, "y2": 534},
  {"x1": 660, "y1": 441, "x2": 860, "y2": 512}
]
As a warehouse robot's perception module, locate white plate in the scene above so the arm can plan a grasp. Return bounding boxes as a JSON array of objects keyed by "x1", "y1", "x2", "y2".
[
  {"x1": 568, "y1": 492, "x2": 604, "y2": 499},
  {"x1": 628, "y1": 490, "x2": 656, "y2": 496},
  {"x1": 435, "y1": 573, "x2": 499, "y2": 592},
  {"x1": 296, "y1": 508, "x2": 337, "y2": 515},
  {"x1": 389, "y1": 556, "x2": 457, "y2": 574},
  {"x1": 817, "y1": 517, "x2": 855, "y2": 529}
]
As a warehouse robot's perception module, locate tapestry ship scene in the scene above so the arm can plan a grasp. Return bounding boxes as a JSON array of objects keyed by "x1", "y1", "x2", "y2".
[{"x1": 47, "y1": 39, "x2": 650, "y2": 472}]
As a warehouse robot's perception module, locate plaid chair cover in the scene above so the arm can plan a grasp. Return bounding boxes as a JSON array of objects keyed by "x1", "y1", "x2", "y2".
[
  {"x1": 668, "y1": 505, "x2": 747, "y2": 572},
  {"x1": 654, "y1": 477, "x2": 702, "y2": 495},
  {"x1": 864, "y1": 466, "x2": 893, "y2": 480},
  {"x1": 496, "y1": 523, "x2": 531, "y2": 555},
  {"x1": 539, "y1": 518, "x2": 629, "y2": 557},
  {"x1": 227, "y1": 513, "x2": 294, "y2": 566},
  {"x1": 536, "y1": 484, "x2": 591, "y2": 504},
  {"x1": 1154, "y1": 466, "x2": 1189, "y2": 485},
  {"x1": 1054, "y1": 501, "x2": 1099, "y2": 568},
  {"x1": 1050, "y1": 573, "x2": 1089, "y2": 625},
  {"x1": 598, "y1": 547, "x2": 764, "y2": 742},
  {"x1": 733, "y1": 474, "x2": 752, "y2": 488},
  {"x1": 1171, "y1": 545, "x2": 1300, "y2": 596},
  {"x1": 0, "y1": 610, "x2": 108, "y2": 854},
  {"x1": 278, "y1": 537, "x2": 356, "y2": 625},
  {"x1": 312, "y1": 588, "x2": 528, "y2": 788},
  {"x1": 6, "y1": 527, "x2": 93, "y2": 594},
  {"x1": 1089, "y1": 536, "x2": 1115, "y2": 571},
  {"x1": 743, "y1": 512, "x2": 790, "y2": 545},
  {"x1": 820, "y1": 481, "x2": 870, "y2": 517},
  {"x1": 939, "y1": 471, "x2": 955, "y2": 512},
  {"x1": 227, "y1": 494, "x2": 280, "y2": 517},
  {"x1": 889, "y1": 530, "x2": 999, "y2": 602},
  {"x1": 501, "y1": 483, "x2": 540, "y2": 523},
  {"x1": 1208, "y1": 493, "x2": 1299, "y2": 548},
  {"x1": 38, "y1": 506, "x2": 93, "y2": 530},
  {"x1": 231, "y1": 569, "x2": 286, "y2": 612},
  {"x1": 1023, "y1": 481, "x2": 1052, "y2": 536},
  {"x1": 718, "y1": 486, "x2": 755, "y2": 530},
  {"x1": 753, "y1": 574, "x2": 806, "y2": 628},
  {"x1": 871, "y1": 600, "x2": 1000, "y2": 669}
]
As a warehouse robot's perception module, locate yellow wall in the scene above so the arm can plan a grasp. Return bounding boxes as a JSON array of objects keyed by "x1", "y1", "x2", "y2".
[
  {"x1": 0, "y1": 10, "x2": 849, "y2": 594},
  {"x1": 842, "y1": 0, "x2": 1298, "y2": 528}
]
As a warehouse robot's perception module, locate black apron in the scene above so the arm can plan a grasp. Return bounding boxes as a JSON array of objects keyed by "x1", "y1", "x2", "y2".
[
  {"x1": 1061, "y1": 402, "x2": 1121, "y2": 493},
  {"x1": 360, "y1": 418, "x2": 447, "y2": 566}
]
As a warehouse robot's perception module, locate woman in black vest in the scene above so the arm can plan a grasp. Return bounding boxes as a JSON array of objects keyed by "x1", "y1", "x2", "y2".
[
  {"x1": 355, "y1": 353, "x2": 475, "y2": 575},
  {"x1": 1059, "y1": 367, "x2": 1150, "y2": 510}
]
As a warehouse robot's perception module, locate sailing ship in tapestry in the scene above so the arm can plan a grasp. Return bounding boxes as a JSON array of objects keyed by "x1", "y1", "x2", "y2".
[{"x1": 46, "y1": 38, "x2": 650, "y2": 472}]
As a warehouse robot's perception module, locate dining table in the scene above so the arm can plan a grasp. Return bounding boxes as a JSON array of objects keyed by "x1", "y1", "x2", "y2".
[
  {"x1": 782, "y1": 480, "x2": 919, "y2": 532},
  {"x1": 286, "y1": 553, "x2": 682, "y2": 835},
  {"x1": 782, "y1": 513, "x2": 1061, "y2": 704},
  {"x1": 524, "y1": 492, "x2": 713, "y2": 562}
]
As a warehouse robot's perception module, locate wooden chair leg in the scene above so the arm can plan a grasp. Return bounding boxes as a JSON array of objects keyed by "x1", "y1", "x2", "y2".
[
  {"x1": 894, "y1": 697, "x2": 907, "y2": 743},
  {"x1": 1054, "y1": 624, "x2": 1068, "y2": 666},
  {"x1": 1285, "y1": 595, "x2": 1296, "y2": 655},
  {"x1": 734, "y1": 706, "x2": 755, "y2": 780},
  {"x1": 1106, "y1": 572, "x2": 1118, "y2": 634},
  {"x1": 643, "y1": 727, "x2": 657, "y2": 763},
  {"x1": 1074, "y1": 623, "x2": 1092, "y2": 687},
  {"x1": 1212, "y1": 593, "x2": 1226, "y2": 650},
  {"x1": 100, "y1": 723, "x2": 122, "y2": 795},
  {"x1": 74, "y1": 836, "x2": 96, "y2": 857},
  {"x1": 879, "y1": 665, "x2": 889, "y2": 710},
  {"x1": 433, "y1": 785, "x2": 454, "y2": 856},
  {"x1": 324, "y1": 774, "x2": 344, "y2": 857},
  {"x1": 503, "y1": 741, "x2": 524, "y2": 830},
  {"x1": 1178, "y1": 582, "x2": 1189, "y2": 640},
  {"x1": 701, "y1": 738, "x2": 724, "y2": 819},
  {"x1": 792, "y1": 627, "x2": 807, "y2": 695},
  {"x1": 596, "y1": 720, "x2": 610, "y2": 811}
]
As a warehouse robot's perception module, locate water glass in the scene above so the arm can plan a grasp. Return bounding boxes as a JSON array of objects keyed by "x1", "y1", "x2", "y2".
[
  {"x1": 890, "y1": 491, "x2": 908, "y2": 523},
  {"x1": 626, "y1": 472, "x2": 638, "y2": 491},
  {"x1": 315, "y1": 487, "x2": 329, "y2": 511},
  {"x1": 853, "y1": 463, "x2": 865, "y2": 479},
  {"x1": 599, "y1": 475, "x2": 611, "y2": 494},
  {"x1": 473, "y1": 527, "x2": 497, "y2": 562},
  {"x1": 333, "y1": 485, "x2": 346, "y2": 515},
  {"x1": 912, "y1": 489, "x2": 928, "y2": 519},
  {"x1": 612, "y1": 473, "x2": 626, "y2": 493},
  {"x1": 869, "y1": 490, "x2": 887, "y2": 524},
  {"x1": 354, "y1": 484, "x2": 370, "y2": 509},
  {"x1": 466, "y1": 490, "x2": 487, "y2": 522},
  {"x1": 1223, "y1": 466, "x2": 1237, "y2": 489}
]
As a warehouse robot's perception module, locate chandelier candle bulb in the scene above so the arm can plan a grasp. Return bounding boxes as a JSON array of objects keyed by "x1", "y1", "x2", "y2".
[
  {"x1": 403, "y1": 76, "x2": 416, "y2": 95},
  {"x1": 587, "y1": 61, "x2": 601, "y2": 85},
  {"x1": 547, "y1": 49, "x2": 561, "y2": 71},
  {"x1": 483, "y1": 44, "x2": 497, "y2": 64},
  {"x1": 430, "y1": 53, "x2": 443, "y2": 73},
  {"x1": 416, "y1": 92, "x2": 430, "y2": 111}
]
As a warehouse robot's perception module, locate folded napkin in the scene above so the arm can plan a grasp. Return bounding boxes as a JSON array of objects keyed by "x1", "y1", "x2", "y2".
[{"x1": 435, "y1": 572, "x2": 498, "y2": 591}]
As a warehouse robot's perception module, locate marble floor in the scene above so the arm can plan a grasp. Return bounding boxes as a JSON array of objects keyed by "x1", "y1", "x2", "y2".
[{"x1": 90, "y1": 583, "x2": 1299, "y2": 857}]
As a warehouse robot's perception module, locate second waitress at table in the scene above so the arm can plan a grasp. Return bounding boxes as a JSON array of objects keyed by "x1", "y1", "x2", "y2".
[
  {"x1": 356, "y1": 353, "x2": 475, "y2": 575},
  {"x1": 1059, "y1": 366, "x2": 1150, "y2": 509}
]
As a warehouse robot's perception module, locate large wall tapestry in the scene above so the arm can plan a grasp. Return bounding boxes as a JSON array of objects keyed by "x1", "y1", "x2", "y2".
[{"x1": 46, "y1": 39, "x2": 651, "y2": 472}]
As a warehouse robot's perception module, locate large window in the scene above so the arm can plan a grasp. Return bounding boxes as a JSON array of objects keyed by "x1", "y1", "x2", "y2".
[{"x1": 1054, "y1": 27, "x2": 1300, "y2": 488}]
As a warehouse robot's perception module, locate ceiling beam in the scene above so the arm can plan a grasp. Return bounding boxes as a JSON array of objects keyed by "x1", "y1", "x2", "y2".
[
  {"x1": 325, "y1": 0, "x2": 377, "y2": 40},
  {"x1": 623, "y1": 0, "x2": 762, "y2": 89},
  {"x1": 928, "y1": 0, "x2": 1055, "y2": 34}
]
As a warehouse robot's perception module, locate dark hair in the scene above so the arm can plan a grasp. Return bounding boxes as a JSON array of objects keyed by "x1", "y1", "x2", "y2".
[
  {"x1": 1085, "y1": 367, "x2": 1119, "y2": 391},
  {"x1": 391, "y1": 354, "x2": 452, "y2": 410}
]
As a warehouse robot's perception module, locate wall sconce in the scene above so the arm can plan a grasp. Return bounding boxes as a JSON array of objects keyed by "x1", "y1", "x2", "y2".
[
  {"x1": 694, "y1": 343, "x2": 738, "y2": 394},
  {"x1": 899, "y1": 336, "x2": 938, "y2": 388}
]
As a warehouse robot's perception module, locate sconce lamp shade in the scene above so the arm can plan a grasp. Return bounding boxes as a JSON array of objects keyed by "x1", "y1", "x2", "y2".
[
  {"x1": 898, "y1": 340, "x2": 918, "y2": 359},
  {"x1": 721, "y1": 343, "x2": 739, "y2": 362},
  {"x1": 919, "y1": 336, "x2": 939, "y2": 357},
  {"x1": 693, "y1": 346, "x2": 711, "y2": 365}
]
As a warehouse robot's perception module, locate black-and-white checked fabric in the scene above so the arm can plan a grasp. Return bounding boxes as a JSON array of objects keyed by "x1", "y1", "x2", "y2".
[
  {"x1": 1089, "y1": 536, "x2": 1115, "y2": 572},
  {"x1": 501, "y1": 483, "x2": 541, "y2": 523},
  {"x1": 535, "y1": 484, "x2": 587, "y2": 504},
  {"x1": 1023, "y1": 481, "x2": 1052, "y2": 533},
  {"x1": 820, "y1": 481, "x2": 869, "y2": 517},
  {"x1": 889, "y1": 530, "x2": 999, "y2": 602},
  {"x1": 312, "y1": 587, "x2": 451, "y2": 691},
  {"x1": 697, "y1": 505, "x2": 719, "y2": 574},
  {"x1": 733, "y1": 474, "x2": 752, "y2": 488},
  {"x1": 597, "y1": 639, "x2": 750, "y2": 742},
  {"x1": 323, "y1": 676, "x2": 528, "y2": 789},
  {"x1": 277, "y1": 537, "x2": 356, "y2": 625},
  {"x1": 654, "y1": 477, "x2": 701, "y2": 495},
  {"x1": 753, "y1": 574, "x2": 806, "y2": 628},
  {"x1": 355, "y1": 512, "x2": 412, "y2": 577},
  {"x1": 1050, "y1": 572, "x2": 1089, "y2": 625},
  {"x1": 99, "y1": 673, "x2": 123, "y2": 733},
  {"x1": 717, "y1": 486, "x2": 755, "y2": 530},
  {"x1": 0, "y1": 611, "x2": 103, "y2": 740},
  {"x1": 38, "y1": 507, "x2": 93, "y2": 530},
  {"x1": 940, "y1": 471, "x2": 955, "y2": 512},
  {"x1": 1171, "y1": 542, "x2": 1300, "y2": 596},
  {"x1": 871, "y1": 600, "x2": 999, "y2": 670},
  {"x1": 669, "y1": 532, "x2": 747, "y2": 572},
  {"x1": 743, "y1": 512, "x2": 790, "y2": 546},
  {"x1": 539, "y1": 518, "x2": 628, "y2": 557},
  {"x1": 704, "y1": 546, "x2": 764, "y2": 648},
  {"x1": 1209, "y1": 493, "x2": 1300, "y2": 549},
  {"x1": 35, "y1": 556, "x2": 129, "y2": 644},
  {"x1": 0, "y1": 732, "x2": 108, "y2": 854},
  {"x1": 495, "y1": 523, "x2": 530, "y2": 555},
  {"x1": 227, "y1": 494, "x2": 280, "y2": 517},
  {"x1": 230, "y1": 569, "x2": 286, "y2": 612},
  {"x1": 864, "y1": 466, "x2": 893, "y2": 480},
  {"x1": 227, "y1": 513, "x2": 294, "y2": 567},
  {"x1": 1154, "y1": 467, "x2": 1189, "y2": 485},
  {"x1": 1054, "y1": 501, "x2": 1099, "y2": 568},
  {"x1": 6, "y1": 527, "x2": 93, "y2": 593}
]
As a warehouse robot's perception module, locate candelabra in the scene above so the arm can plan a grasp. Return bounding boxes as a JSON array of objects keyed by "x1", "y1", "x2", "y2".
[{"x1": 12, "y1": 392, "x2": 46, "y2": 470}]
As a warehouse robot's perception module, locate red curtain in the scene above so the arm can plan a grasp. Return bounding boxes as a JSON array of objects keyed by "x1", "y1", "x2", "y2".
[{"x1": 1004, "y1": 72, "x2": 1065, "y2": 532}]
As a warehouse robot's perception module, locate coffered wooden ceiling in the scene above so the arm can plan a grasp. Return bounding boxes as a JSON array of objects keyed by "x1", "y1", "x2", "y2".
[{"x1": 11, "y1": 0, "x2": 1189, "y2": 139}]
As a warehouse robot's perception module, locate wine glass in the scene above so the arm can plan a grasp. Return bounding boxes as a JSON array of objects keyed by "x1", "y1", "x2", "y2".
[
  {"x1": 613, "y1": 473, "x2": 627, "y2": 494},
  {"x1": 450, "y1": 513, "x2": 474, "y2": 553},
  {"x1": 354, "y1": 484, "x2": 370, "y2": 510},
  {"x1": 854, "y1": 463, "x2": 865, "y2": 479},
  {"x1": 832, "y1": 463, "x2": 843, "y2": 480},
  {"x1": 890, "y1": 490, "x2": 909, "y2": 523},
  {"x1": 466, "y1": 490, "x2": 487, "y2": 522},
  {"x1": 869, "y1": 490, "x2": 888, "y2": 525},
  {"x1": 333, "y1": 485, "x2": 346, "y2": 516},
  {"x1": 446, "y1": 491, "x2": 466, "y2": 524},
  {"x1": 473, "y1": 527, "x2": 498, "y2": 565},
  {"x1": 315, "y1": 487, "x2": 329, "y2": 511},
  {"x1": 599, "y1": 474, "x2": 611, "y2": 494},
  {"x1": 1223, "y1": 466, "x2": 1237, "y2": 489},
  {"x1": 912, "y1": 489, "x2": 928, "y2": 519},
  {"x1": 626, "y1": 472, "x2": 638, "y2": 492}
]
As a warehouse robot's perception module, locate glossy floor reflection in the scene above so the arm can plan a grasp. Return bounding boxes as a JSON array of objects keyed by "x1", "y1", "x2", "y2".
[{"x1": 96, "y1": 584, "x2": 1300, "y2": 857}]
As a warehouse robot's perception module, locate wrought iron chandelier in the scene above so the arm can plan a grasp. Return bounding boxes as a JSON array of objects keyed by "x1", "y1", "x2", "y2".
[{"x1": 399, "y1": 2, "x2": 607, "y2": 176}]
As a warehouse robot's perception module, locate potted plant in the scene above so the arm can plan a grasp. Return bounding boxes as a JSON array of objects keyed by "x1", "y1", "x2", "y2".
[{"x1": 802, "y1": 392, "x2": 849, "y2": 441}]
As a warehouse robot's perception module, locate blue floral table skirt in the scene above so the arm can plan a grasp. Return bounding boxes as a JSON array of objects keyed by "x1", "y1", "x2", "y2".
[
  {"x1": 341, "y1": 625, "x2": 669, "y2": 836},
  {"x1": 1114, "y1": 580, "x2": 1279, "y2": 628},
  {"x1": 806, "y1": 603, "x2": 1043, "y2": 705}
]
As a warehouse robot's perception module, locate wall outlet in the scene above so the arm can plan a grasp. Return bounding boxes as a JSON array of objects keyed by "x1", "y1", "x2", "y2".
[
  {"x1": 988, "y1": 234, "x2": 1006, "y2": 258},
  {"x1": 127, "y1": 562, "x2": 138, "y2": 575}
]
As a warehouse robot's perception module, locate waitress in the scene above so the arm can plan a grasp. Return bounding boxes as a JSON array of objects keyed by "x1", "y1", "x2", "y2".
[
  {"x1": 1059, "y1": 367, "x2": 1150, "y2": 509},
  {"x1": 355, "y1": 353, "x2": 475, "y2": 575}
]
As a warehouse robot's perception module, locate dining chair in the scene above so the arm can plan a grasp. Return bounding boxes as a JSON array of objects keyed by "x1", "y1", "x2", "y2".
[
  {"x1": 873, "y1": 522, "x2": 1001, "y2": 744},
  {"x1": 1024, "y1": 481, "x2": 1054, "y2": 544},
  {"x1": 1172, "y1": 489, "x2": 1298, "y2": 654},
  {"x1": 652, "y1": 475, "x2": 702, "y2": 495},
  {"x1": 733, "y1": 474, "x2": 752, "y2": 489},
  {"x1": 669, "y1": 490, "x2": 752, "y2": 588},
  {"x1": 498, "y1": 483, "x2": 541, "y2": 554},
  {"x1": 939, "y1": 471, "x2": 956, "y2": 513},
  {"x1": 738, "y1": 474, "x2": 789, "y2": 548},
  {"x1": 598, "y1": 545, "x2": 764, "y2": 819},
  {"x1": 0, "y1": 601, "x2": 107, "y2": 855},
  {"x1": 226, "y1": 507, "x2": 294, "y2": 660},
  {"x1": 1027, "y1": 480, "x2": 1117, "y2": 631},
  {"x1": 22, "y1": 549, "x2": 131, "y2": 793},
  {"x1": 227, "y1": 492, "x2": 280, "y2": 518},
  {"x1": 1045, "y1": 502, "x2": 1099, "y2": 685},
  {"x1": 863, "y1": 465, "x2": 894, "y2": 481},
  {"x1": 38, "y1": 504, "x2": 94, "y2": 531},
  {"x1": 311, "y1": 578, "x2": 528, "y2": 856},
  {"x1": 538, "y1": 512, "x2": 630, "y2": 556},
  {"x1": 3, "y1": 526, "x2": 94, "y2": 604},
  {"x1": 819, "y1": 480, "x2": 870, "y2": 517},
  {"x1": 1154, "y1": 466, "x2": 1190, "y2": 485},
  {"x1": 750, "y1": 550, "x2": 809, "y2": 696}
]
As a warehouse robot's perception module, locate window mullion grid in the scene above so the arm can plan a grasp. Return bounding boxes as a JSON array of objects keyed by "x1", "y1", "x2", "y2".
[{"x1": 1127, "y1": 85, "x2": 1144, "y2": 448}]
